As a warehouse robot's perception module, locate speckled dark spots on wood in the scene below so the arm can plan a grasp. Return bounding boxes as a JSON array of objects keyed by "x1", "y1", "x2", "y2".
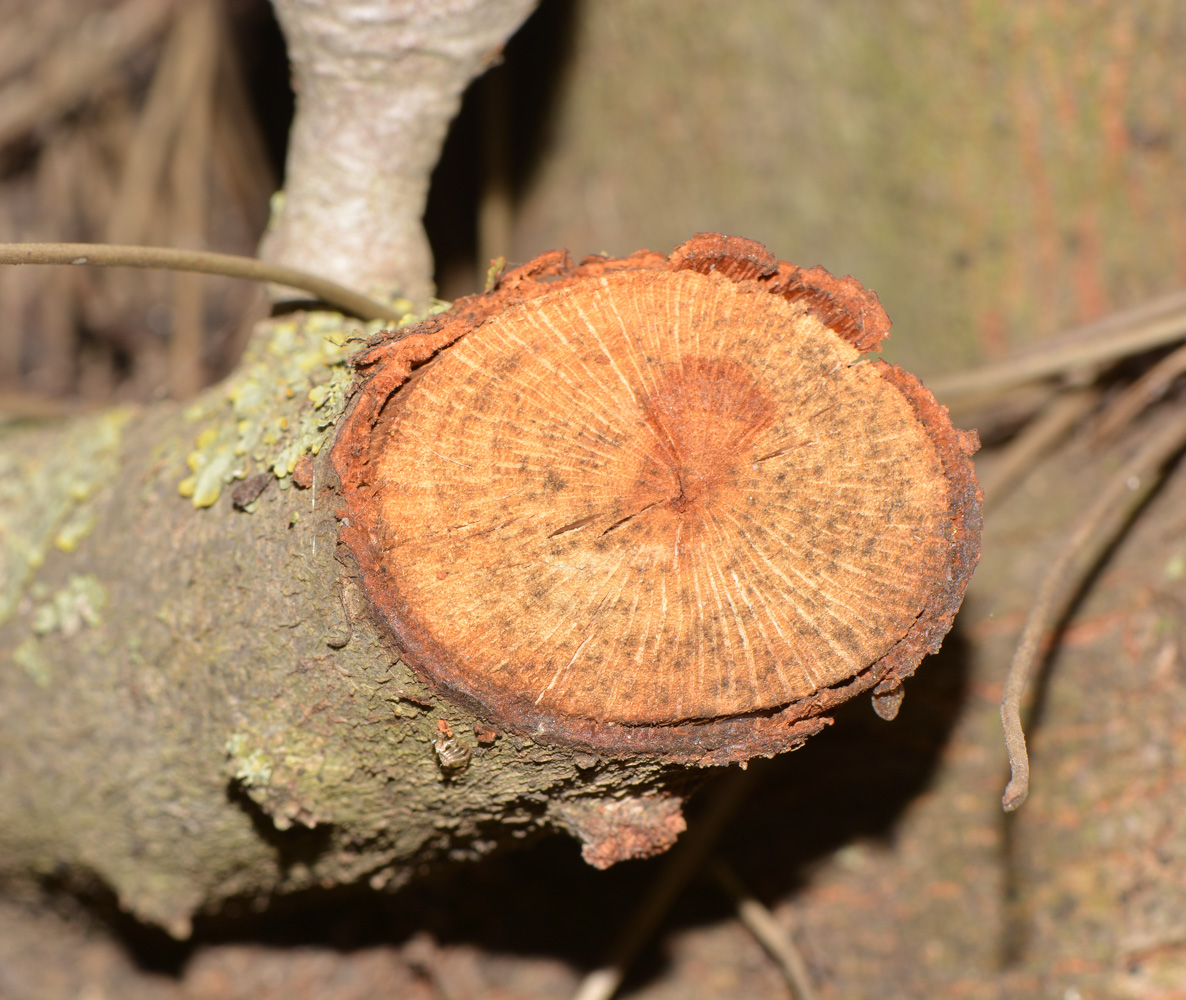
[{"x1": 331, "y1": 234, "x2": 981, "y2": 763}]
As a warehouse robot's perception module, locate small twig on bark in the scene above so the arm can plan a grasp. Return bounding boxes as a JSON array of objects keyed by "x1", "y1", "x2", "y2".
[
  {"x1": 929, "y1": 289, "x2": 1186, "y2": 406},
  {"x1": 712, "y1": 860, "x2": 819, "y2": 1000},
  {"x1": 571, "y1": 766, "x2": 760, "y2": 1000},
  {"x1": 0, "y1": 242, "x2": 407, "y2": 323},
  {"x1": 1001, "y1": 405, "x2": 1186, "y2": 812}
]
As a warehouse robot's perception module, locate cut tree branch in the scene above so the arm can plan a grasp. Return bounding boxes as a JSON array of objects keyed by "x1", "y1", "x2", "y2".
[{"x1": 0, "y1": 235, "x2": 980, "y2": 939}]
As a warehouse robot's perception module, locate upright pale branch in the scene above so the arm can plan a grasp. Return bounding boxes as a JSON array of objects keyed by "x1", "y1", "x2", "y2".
[{"x1": 260, "y1": 0, "x2": 540, "y2": 307}]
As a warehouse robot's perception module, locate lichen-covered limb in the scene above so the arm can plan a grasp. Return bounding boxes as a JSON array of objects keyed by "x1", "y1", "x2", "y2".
[
  {"x1": 0, "y1": 311, "x2": 679, "y2": 939},
  {"x1": 259, "y1": 0, "x2": 540, "y2": 307},
  {"x1": 0, "y1": 235, "x2": 979, "y2": 942}
]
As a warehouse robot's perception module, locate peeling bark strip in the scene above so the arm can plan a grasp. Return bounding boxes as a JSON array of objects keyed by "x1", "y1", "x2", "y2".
[{"x1": 333, "y1": 235, "x2": 983, "y2": 764}]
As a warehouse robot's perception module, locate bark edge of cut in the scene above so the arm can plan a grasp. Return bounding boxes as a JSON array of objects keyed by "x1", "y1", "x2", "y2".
[{"x1": 331, "y1": 234, "x2": 982, "y2": 765}]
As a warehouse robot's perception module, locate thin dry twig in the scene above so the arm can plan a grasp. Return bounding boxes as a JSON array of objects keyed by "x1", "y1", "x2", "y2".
[
  {"x1": 0, "y1": 242, "x2": 407, "y2": 323},
  {"x1": 107, "y1": 0, "x2": 199, "y2": 248},
  {"x1": 929, "y1": 289, "x2": 1186, "y2": 405},
  {"x1": 978, "y1": 387, "x2": 1100, "y2": 509},
  {"x1": 477, "y1": 65, "x2": 513, "y2": 287},
  {"x1": 571, "y1": 766, "x2": 760, "y2": 1000},
  {"x1": 1095, "y1": 339, "x2": 1186, "y2": 443},
  {"x1": 0, "y1": 1, "x2": 70, "y2": 87},
  {"x1": 1001, "y1": 405, "x2": 1186, "y2": 811},
  {"x1": 712, "y1": 860, "x2": 819, "y2": 1000}
]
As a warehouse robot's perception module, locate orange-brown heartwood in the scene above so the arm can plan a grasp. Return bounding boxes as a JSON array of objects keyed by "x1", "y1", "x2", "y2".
[{"x1": 332, "y1": 235, "x2": 982, "y2": 765}]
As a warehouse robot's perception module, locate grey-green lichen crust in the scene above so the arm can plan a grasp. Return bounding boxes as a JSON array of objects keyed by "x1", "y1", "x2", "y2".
[
  {"x1": 0, "y1": 410, "x2": 131, "y2": 626},
  {"x1": 0, "y1": 304, "x2": 688, "y2": 937},
  {"x1": 12, "y1": 574, "x2": 108, "y2": 687}
]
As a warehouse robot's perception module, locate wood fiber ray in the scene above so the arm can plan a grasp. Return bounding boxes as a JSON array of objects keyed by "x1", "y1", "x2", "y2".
[{"x1": 332, "y1": 235, "x2": 982, "y2": 763}]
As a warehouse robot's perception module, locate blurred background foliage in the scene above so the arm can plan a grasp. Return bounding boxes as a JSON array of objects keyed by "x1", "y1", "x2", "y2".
[
  {"x1": 0, "y1": 0, "x2": 283, "y2": 408},
  {"x1": 3, "y1": 0, "x2": 1184, "y2": 409}
]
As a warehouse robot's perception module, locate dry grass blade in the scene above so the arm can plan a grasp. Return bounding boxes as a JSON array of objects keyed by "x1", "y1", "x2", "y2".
[
  {"x1": 477, "y1": 66, "x2": 512, "y2": 287},
  {"x1": 571, "y1": 767, "x2": 759, "y2": 1000},
  {"x1": 712, "y1": 860, "x2": 819, "y2": 1000},
  {"x1": 107, "y1": 0, "x2": 200, "y2": 248},
  {"x1": 1001, "y1": 405, "x2": 1186, "y2": 812},
  {"x1": 167, "y1": 0, "x2": 218, "y2": 398},
  {"x1": 27, "y1": 133, "x2": 77, "y2": 395}
]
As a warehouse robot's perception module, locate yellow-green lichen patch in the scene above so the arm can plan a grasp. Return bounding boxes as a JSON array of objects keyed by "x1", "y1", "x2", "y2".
[
  {"x1": 9, "y1": 575, "x2": 108, "y2": 687},
  {"x1": 0, "y1": 409, "x2": 132, "y2": 625},
  {"x1": 54, "y1": 507, "x2": 98, "y2": 553},
  {"x1": 13, "y1": 636, "x2": 51, "y2": 687},
  {"x1": 225, "y1": 732, "x2": 273, "y2": 788},
  {"x1": 178, "y1": 311, "x2": 421, "y2": 509}
]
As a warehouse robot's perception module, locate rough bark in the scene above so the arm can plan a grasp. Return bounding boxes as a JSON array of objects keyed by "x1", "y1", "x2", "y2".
[
  {"x1": 0, "y1": 311, "x2": 685, "y2": 938},
  {"x1": 258, "y1": 0, "x2": 539, "y2": 307}
]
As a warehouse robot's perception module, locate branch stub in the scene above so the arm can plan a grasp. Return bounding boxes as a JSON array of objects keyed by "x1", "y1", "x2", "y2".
[{"x1": 332, "y1": 235, "x2": 982, "y2": 764}]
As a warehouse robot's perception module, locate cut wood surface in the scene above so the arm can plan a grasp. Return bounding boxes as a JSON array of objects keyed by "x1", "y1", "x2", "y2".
[
  {"x1": 0, "y1": 235, "x2": 980, "y2": 938},
  {"x1": 334, "y1": 235, "x2": 983, "y2": 763}
]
